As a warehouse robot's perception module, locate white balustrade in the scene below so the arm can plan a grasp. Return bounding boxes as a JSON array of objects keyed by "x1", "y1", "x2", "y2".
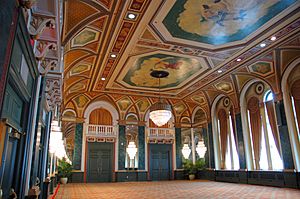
[
  {"x1": 148, "y1": 128, "x2": 174, "y2": 138},
  {"x1": 87, "y1": 124, "x2": 117, "y2": 137}
]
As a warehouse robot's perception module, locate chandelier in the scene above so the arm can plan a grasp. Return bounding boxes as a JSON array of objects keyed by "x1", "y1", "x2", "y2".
[
  {"x1": 196, "y1": 140, "x2": 207, "y2": 158},
  {"x1": 149, "y1": 70, "x2": 172, "y2": 127},
  {"x1": 126, "y1": 141, "x2": 137, "y2": 160},
  {"x1": 181, "y1": 144, "x2": 191, "y2": 159}
]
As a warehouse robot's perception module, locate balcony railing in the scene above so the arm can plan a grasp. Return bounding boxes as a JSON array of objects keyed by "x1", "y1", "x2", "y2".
[
  {"x1": 148, "y1": 128, "x2": 175, "y2": 139},
  {"x1": 87, "y1": 124, "x2": 117, "y2": 137}
]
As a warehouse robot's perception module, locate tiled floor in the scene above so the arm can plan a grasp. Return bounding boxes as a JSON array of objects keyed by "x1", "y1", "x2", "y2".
[{"x1": 54, "y1": 180, "x2": 300, "y2": 199}]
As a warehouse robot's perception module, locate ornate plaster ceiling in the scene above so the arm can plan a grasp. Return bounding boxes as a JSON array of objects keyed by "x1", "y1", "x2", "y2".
[{"x1": 61, "y1": 0, "x2": 300, "y2": 118}]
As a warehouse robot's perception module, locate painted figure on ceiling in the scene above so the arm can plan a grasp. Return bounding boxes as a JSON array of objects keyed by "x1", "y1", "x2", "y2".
[{"x1": 177, "y1": 0, "x2": 279, "y2": 37}]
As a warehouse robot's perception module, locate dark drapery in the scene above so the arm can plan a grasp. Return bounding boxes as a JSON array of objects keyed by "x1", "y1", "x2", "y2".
[
  {"x1": 247, "y1": 97, "x2": 262, "y2": 170},
  {"x1": 218, "y1": 109, "x2": 228, "y2": 169}
]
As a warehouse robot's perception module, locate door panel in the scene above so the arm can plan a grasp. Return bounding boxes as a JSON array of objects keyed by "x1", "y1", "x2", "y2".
[
  {"x1": 150, "y1": 144, "x2": 172, "y2": 181},
  {"x1": 87, "y1": 143, "x2": 113, "y2": 183},
  {"x1": 2, "y1": 137, "x2": 18, "y2": 198},
  {"x1": 151, "y1": 153, "x2": 160, "y2": 181},
  {"x1": 160, "y1": 151, "x2": 170, "y2": 180}
]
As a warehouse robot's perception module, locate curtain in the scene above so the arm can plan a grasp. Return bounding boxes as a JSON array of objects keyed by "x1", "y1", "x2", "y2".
[
  {"x1": 230, "y1": 106, "x2": 238, "y2": 148},
  {"x1": 265, "y1": 101, "x2": 281, "y2": 155},
  {"x1": 89, "y1": 108, "x2": 112, "y2": 125},
  {"x1": 218, "y1": 109, "x2": 228, "y2": 169},
  {"x1": 247, "y1": 97, "x2": 262, "y2": 170},
  {"x1": 291, "y1": 80, "x2": 300, "y2": 130}
]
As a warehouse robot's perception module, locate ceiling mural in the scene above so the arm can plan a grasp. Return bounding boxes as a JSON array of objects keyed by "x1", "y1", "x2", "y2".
[
  {"x1": 60, "y1": 0, "x2": 300, "y2": 121},
  {"x1": 215, "y1": 82, "x2": 234, "y2": 93},
  {"x1": 71, "y1": 28, "x2": 100, "y2": 47},
  {"x1": 248, "y1": 61, "x2": 273, "y2": 76},
  {"x1": 70, "y1": 64, "x2": 91, "y2": 76},
  {"x1": 161, "y1": 0, "x2": 296, "y2": 46},
  {"x1": 121, "y1": 52, "x2": 206, "y2": 89},
  {"x1": 191, "y1": 96, "x2": 206, "y2": 105}
]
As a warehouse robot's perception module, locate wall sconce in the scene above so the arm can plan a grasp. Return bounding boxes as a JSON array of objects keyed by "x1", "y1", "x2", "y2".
[
  {"x1": 126, "y1": 141, "x2": 137, "y2": 160},
  {"x1": 196, "y1": 140, "x2": 207, "y2": 158},
  {"x1": 181, "y1": 144, "x2": 191, "y2": 159}
]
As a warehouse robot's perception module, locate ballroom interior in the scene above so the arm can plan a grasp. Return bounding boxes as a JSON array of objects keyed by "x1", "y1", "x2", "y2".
[{"x1": 0, "y1": 0, "x2": 300, "y2": 198}]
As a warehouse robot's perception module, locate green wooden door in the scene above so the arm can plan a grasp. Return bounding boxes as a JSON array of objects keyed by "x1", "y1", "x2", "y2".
[
  {"x1": 150, "y1": 144, "x2": 172, "y2": 181},
  {"x1": 87, "y1": 142, "x2": 113, "y2": 182}
]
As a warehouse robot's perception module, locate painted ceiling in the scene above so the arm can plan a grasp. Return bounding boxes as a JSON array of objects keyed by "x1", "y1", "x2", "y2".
[{"x1": 61, "y1": 0, "x2": 300, "y2": 120}]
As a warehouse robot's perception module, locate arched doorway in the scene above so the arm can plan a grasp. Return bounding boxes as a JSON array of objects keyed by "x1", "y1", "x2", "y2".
[{"x1": 86, "y1": 108, "x2": 114, "y2": 183}]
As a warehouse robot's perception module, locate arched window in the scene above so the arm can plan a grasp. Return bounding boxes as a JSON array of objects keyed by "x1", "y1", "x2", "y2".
[
  {"x1": 245, "y1": 83, "x2": 283, "y2": 170},
  {"x1": 291, "y1": 80, "x2": 300, "y2": 142},
  {"x1": 263, "y1": 91, "x2": 283, "y2": 170}
]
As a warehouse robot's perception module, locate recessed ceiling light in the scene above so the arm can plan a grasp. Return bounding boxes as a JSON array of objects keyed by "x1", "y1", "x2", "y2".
[
  {"x1": 271, "y1": 36, "x2": 276, "y2": 41},
  {"x1": 128, "y1": 13, "x2": 136, "y2": 19},
  {"x1": 101, "y1": 77, "x2": 105, "y2": 81},
  {"x1": 260, "y1": 43, "x2": 266, "y2": 48},
  {"x1": 110, "y1": 54, "x2": 117, "y2": 58},
  {"x1": 237, "y1": 58, "x2": 242, "y2": 62},
  {"x1": 217, "y1": 70, "x2": 222, "y2": 73}
]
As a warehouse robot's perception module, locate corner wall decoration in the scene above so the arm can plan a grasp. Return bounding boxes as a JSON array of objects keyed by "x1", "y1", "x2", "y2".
[{"x1": 255, "y1": 82, "x2": 265, "y2": 95}]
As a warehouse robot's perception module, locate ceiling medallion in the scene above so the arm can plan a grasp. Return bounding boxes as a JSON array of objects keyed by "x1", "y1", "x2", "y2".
[{"x1": 149, "y1": 70, "x2": 172, "y2": 127}]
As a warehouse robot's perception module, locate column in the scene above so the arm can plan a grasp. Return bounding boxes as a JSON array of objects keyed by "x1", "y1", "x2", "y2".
[
  {"x1": 175, "y1": 128, "x2": 182, "y2": 169},
  {"x1": 202, "y1": 128, "x2": 209, "y2": 167},
  {"x1": 118, "y1": 125, "x2": 126, "y2": 170},
  {"x1": 73, "y1": 123, "x2": 83, "y2": 170},
  {"x1": 275, "y1": 101, "x2": 294, "y2": 169},
  {"x1": 207, "y1": 123, "x2": 215, "y2": 168},
  {"x1": 138, "y1": 126, "x2": 145, "y2": 170},
  {"x1": 191, "y1": 128, "x2": 196, "y2": 164},
  {"x1": 235, "y1": 114, "x2": 246, "y2": 169}
]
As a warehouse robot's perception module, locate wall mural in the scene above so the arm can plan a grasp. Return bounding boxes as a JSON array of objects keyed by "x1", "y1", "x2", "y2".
[
  {"x1": 123, "y1": 53, "x2": 203, "y2": 88},
  {"x1": 174, "y1": 103, "x2": 187, "y2": 115},
  {"x1": 163, "y1": 0, "x2": 296, "y2": 45},
  {"x1": 117, "y1": 97, "x2": 132, "y2": 111},
  {"x1": 136, "y1": 99, "x2": 150, "y2": 113},
  {"x1": 73, "y1": 94, "x2": 89, "y2": 108}
]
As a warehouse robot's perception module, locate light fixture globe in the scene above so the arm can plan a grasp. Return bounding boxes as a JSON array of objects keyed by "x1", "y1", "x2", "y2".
[
  {"x1": 149, "y1": 101, "x2": 172, "y2": 127},
  {"x1": 196, "y1": 140, "x2": 207, "y2": 158},
  {"x1": 149, "y1": 70, "x2": 172, "y2": 127},
  {"x1": 181, "y1": 144, "x2": 191, "y2": 159},
  {"x1": 126, "y1": 141, "x2": 137, "y2": 160}
]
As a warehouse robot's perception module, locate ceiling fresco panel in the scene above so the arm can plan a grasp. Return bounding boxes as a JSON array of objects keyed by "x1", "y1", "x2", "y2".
[
  {"x1": 157, "y1": 0, "x2": 297, "y2": 47},
  {"x1": 119, "y1": 52, "x2": 209, "y2": 91},
  {"x1": 63, "y1": 0, "x2": 100, "y2": 41}
]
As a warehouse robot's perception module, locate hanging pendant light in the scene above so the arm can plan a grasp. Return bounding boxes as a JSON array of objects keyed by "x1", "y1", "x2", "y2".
[
  {"x1": 196, "y1": 140, "x2": 207, "y2": 158},
  {"x1": 181, "y1": 144, "x2": 191, "y2": 159},
  {"x1": 126, "y1": 141, "x2": 137, "y2": 160},
  {"x1": 149, "y1": 70, "x2": 172, "y2": 127}
]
